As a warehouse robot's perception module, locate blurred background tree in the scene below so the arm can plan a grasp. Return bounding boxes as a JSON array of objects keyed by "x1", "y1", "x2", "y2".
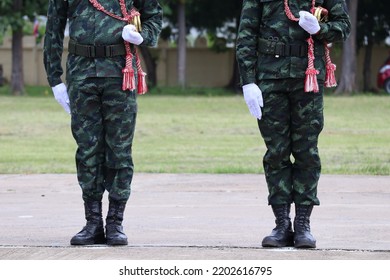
[
  {"x1": 0, "y1": 0, "x2": 47, "y2": 95},
  {"x1": 160, "y1": 0, "x2": 242, "y2": 91},
  {"x1": 357, "y1": 0, "x2": 390, "y2": 92}
]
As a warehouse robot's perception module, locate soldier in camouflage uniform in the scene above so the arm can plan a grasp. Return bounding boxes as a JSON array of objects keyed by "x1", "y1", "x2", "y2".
[
  {"x1": 236, "y1": 0, "x2": 350, "y2": 248},
  {"x1": 43, "y1": 0, "x2": 162, "y2": 246}
]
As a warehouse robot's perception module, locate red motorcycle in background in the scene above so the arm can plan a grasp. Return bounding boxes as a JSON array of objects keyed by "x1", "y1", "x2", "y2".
[{"x1": 377, "y1": 55, "x2": 390, "y2": 94}]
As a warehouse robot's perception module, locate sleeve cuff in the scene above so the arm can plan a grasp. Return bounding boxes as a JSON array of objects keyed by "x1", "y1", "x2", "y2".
[
  {"x1": 240, "y1": 71, "x2": 256, "y2": 86},
  {"x1": 48, "y1": 78, "x2": 63, "y2": 88},
  {"x1": 315, "y1": 23, "x2": 329, "y2": 40}
]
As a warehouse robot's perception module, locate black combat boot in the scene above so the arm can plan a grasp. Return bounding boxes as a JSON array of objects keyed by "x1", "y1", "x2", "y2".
[
  {"x1": 70, "y1": 201, "x2": 106, "y2": 245},
  {"x1": 262, "y1": 204, "x2": 294, "y2": 247},
  {"x1": 294, "y1": 205, "x2": 316, "y2": 248},
  {"x1": 106, "y1": 200, "x2": 128, "y2": 246}
]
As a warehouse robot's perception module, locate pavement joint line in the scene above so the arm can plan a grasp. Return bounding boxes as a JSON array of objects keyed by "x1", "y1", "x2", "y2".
[{"x1": 1, "y1": 245, "x2": 389, "y2": 254}]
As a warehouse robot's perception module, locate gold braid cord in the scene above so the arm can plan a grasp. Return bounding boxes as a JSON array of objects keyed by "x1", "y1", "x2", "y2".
[
  {"x1": 88, "y1": 0, "x2": 147, "y2": 94},
  {"x1": 313, "y1": 7, "x2": 329, "y2": 22}
]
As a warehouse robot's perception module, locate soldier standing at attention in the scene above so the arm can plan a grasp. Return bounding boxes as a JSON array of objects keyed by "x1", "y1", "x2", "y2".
[
  {"x1": 43, "y1": 0, "x2": 162, "y2": 246},
  {"x1": 236, "y1": 0, "x2": 350, "y2": 248}
]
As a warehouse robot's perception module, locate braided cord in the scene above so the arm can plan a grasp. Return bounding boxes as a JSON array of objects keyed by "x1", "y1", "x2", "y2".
[{"x1": 88, "y1": 0, "x2": 146, "y2": 93}]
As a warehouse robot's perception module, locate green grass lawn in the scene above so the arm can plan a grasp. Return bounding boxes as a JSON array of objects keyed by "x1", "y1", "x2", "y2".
[{"x1": 0, "y1": 86, "x2": 389, "y2": 175}]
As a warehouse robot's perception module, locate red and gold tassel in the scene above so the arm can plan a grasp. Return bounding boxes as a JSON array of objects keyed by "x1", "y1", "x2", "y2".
[
  {"x1": 137, "y1": 70, "x2": 148, "y2": 94},
  {"x1": 324, "y1": 44, "x2": 337, "y2": 88},
  {"x1": 304, "y1": 37, "x2": 319, "y2": 92},
  {"x1": 122, "y1": 66, "x2": 136, "y2": 91},
  {"x1": 135, "y1": 48, "x2": 147, "y2": 94},
  {"x1": 122, "y1": 42, "x2": 136, "y2": 91}
]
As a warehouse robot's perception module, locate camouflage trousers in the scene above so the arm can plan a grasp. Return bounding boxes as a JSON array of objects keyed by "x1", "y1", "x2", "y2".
[
  {"x1": 257, "y1": 78, "x2": 323, "y2": 206},
  {"x1": 67, "y1": 77, "x2": 137, "y2": 203}
]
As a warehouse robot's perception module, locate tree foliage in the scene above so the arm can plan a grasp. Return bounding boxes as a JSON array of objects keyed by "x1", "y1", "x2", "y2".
[
  {"x1": 0, "y1": 0, "x2": 47, "y2": 32},
  {"x1": 0, "y1": 0, "x2": 48, "y2": 95},
  {"x1": 160, "y1": 0, "x2": 241, "y2": 49},
  {"x1": 357, "y1": 0, "x2": 390, "y2": 91},
  {"x1": 357, "y1": 0, "x2": 390, "y2": 47}
]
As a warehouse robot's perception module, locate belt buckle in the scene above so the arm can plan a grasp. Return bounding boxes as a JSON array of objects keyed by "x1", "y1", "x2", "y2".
[{"x1": 95, "y1": 46, "x2": 105, "y2": 58}]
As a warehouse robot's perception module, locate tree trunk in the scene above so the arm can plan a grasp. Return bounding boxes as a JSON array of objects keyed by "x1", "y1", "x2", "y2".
[
  {"x1": 177, "y1": 0, "x2": 186, "y2": 89},
  {"x1": 228, "y1": 15, "x2": 241, "y2": 93},
  {"x1": 139, "y1": 46, "x2": 157, "y2": 88},
  {"x1": 227, "y1": 56, "x2": 241, "y2": 93},
  {"x1": 334, "y1": 0, "x2": 358, "y2": 94},
  {"x1": 11, "y1": 0, "x2": 24, "y2": 95},
  {"x1": 363, "y1": 38, "x2": 374, "y2": 92},
  {"x1": 0, "y1": 64, "x2": 4, "y2": 86}
]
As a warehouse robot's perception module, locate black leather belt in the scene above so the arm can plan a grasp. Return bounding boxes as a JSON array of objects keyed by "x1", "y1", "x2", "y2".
[
  {"x1": 68, "y1": 40, "x2": 126, "y2": 58},
  {"x1": 258, "y1": 37, "x2": 324, "y2": 57}
]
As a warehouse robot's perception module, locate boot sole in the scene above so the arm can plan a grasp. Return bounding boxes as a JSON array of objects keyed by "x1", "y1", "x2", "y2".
[
  {"x1": 262, "y1": 241, "x2": 294, "y2": 247},
  {"x1": 70, "y1": 235, "x2": 106, "y2": 246},
  {"x1": 262, "y1": 235, "x2": 294, "y2": 247},
  {"x1": 70, "y1": 239, "x2": 106, "y2": 245}
]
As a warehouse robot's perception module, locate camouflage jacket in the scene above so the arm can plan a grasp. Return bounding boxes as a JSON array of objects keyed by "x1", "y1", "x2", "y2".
[
  {"x1": 44, "y1": 0, "x2": 162, "y2": 87},
  {"x1": 236, "y1": 0, "x2": 351, "y2": 85}
]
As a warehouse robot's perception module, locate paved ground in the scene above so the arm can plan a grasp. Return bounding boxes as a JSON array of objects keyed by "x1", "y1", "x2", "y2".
[{"x1": 0, "y1": 173, "x2": 389, "y2": 260}]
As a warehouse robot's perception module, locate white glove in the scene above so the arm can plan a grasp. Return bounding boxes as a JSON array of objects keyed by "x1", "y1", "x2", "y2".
[
  {"x1": 299, "y1": 11, "x2": 320, "y2": 35},
  {"x1": 242, "y1": 83, "x2": 264, "y2": 120},
  {"x1": 122, "y1": 24, "x2": 144, "y2": 45},
  {"x1": 52, "y1": 83, "x2": 71, "y2": 114}
]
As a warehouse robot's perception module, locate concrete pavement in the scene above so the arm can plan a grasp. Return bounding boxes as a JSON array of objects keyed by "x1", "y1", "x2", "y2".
[{"x1": 0, "y1": 173, "x2": 389, "y2": 260}]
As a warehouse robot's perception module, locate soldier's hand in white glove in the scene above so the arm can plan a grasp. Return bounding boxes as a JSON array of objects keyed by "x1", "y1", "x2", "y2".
[
  {"x1": 299, "y1": 11, "x2": 320, "y2": 35},
  {"x1": 51, "y1": 83, "x2": 71, "y2": 114},
  {"x1": 122, "y1": 24, "x2": 144, "y2": 45},
  {"x1": 242, "y1": 83, "x2": 264, "y2": 120}
]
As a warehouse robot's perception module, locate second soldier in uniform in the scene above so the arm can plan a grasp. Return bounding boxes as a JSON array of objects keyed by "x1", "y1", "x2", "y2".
[{"x1": 236, "y1": 0, "x2": 350, "y2": 248}]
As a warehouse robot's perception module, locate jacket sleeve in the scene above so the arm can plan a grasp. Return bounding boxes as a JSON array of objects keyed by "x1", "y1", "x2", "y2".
[
  {"x1": 43, "y1": 0, "x2": 68, "y2": 87},
  {"x1": 315, "y1": 0, "x2": 351, "y2": 42},
  {"x1": 236, "y1": 0, "x2": 261, "y2": 86},
  {"x1": 135, "y1": 0, "x2": 163, "y2": 47}
]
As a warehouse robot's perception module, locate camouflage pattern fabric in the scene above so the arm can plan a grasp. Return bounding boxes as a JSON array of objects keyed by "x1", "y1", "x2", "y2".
[
  {"x1": 258, "y1": 78, "x2": 323, "y2": 206},
  {"x1": 236, "y1": 0, "x2": 351, "y2": 206},
  {"x1": 43, "y1": 0, "x2": 162, "y2": 202},
  {"x1": 68, "y1": 78, "x2": 136, "y2": 202},
  {"x1": 236, "y1": 0, "x2": 351, "y2": 85},
  {"x1": 44, "y1": 0, "x2": 163, "y2": 87}
]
